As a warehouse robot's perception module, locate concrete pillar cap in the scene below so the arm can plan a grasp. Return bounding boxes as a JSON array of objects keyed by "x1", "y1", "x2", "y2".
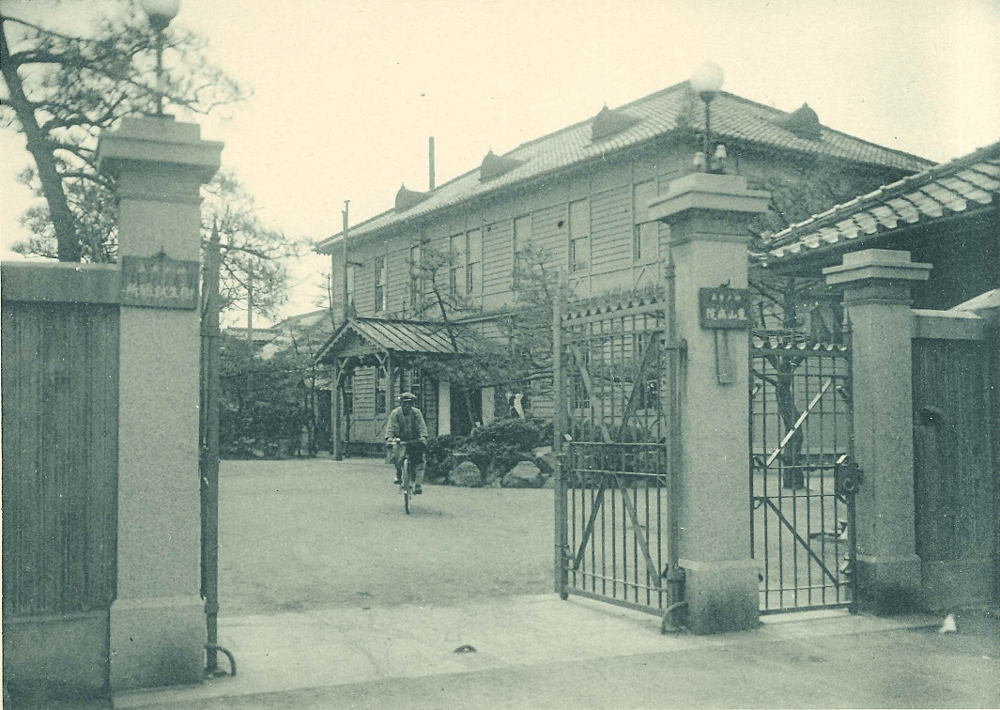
[
  {"x1": 823, "y1": 249, "x2": 932, "y2": 286},
  {"x1": 649, "y1": 172, "x2": 770, "y2": 222},
  {"x1": 97, "y1": 116, "x2": 223, "y2": 183}
]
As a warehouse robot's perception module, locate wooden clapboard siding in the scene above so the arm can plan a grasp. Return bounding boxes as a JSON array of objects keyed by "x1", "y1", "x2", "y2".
[
  {"x1": 531, "y1": 205, "x2": 567, "y2": 264},
  {"x1": 2, "y1": 301, "x2": 119, "y2": 617},
  {"x1": 387, "y1": 244, "x2": 410, "y2": 315},
  {"x1": 352, "y1": 367, "x2": 377, "y2": 419},
  {"x1": 590, "y1": 185, "x2": 632, "y2": 276},
  {"x1": 912, "y1": 338, "x2": 995, "y2": 561},
  {"x1": 482, "y1": 220, "x2": 513, "y2": 298}
]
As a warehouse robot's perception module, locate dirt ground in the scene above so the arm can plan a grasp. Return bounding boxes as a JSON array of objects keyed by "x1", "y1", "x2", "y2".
[{"x1": 217, "y1": 457, "x2": 553, "y2": 617}]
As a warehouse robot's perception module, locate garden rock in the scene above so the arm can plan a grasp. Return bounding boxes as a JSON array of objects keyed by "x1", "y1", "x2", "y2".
[
  {"x1": 502, "y1": 461, "x2": 543, "y2": 488},
  {"x1": 449, "y1": 461, "x2": 484, "y2": 487},
  {"x1": 533, "y1": 446, "x2": 557, "y2": 473}
]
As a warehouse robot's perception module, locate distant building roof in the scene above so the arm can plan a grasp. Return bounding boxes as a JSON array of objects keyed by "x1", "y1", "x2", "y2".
[
  {"x1": 761, "y1": 140, "x2": 1000, "y2": 265},
  {"x1": 317, "y1": 83, "x2": 931, "y2": 253}
]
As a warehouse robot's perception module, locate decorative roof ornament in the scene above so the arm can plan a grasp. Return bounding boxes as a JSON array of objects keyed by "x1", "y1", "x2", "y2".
[
  {"x1": 591, "y1": 105, "x2": 642, "y2": 142},
  {"x1": 775, "y1": 103, "x2": 822, "y2": 140},
  {"x1": 480, "y1": 149, "x2": 525, "y2": 181},
  {"x1": 394, "y1": 183, "x2": 430, "y2": 211}
]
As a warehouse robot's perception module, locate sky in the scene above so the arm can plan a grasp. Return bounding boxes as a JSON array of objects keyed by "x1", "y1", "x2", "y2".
[{"x1": 2, "y1": 0, "x2": 998, "y2": 324}]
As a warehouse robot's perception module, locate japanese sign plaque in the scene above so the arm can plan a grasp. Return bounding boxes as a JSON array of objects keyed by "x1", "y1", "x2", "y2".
[
  {"x1": 699, "y1": 285, "x2": 751, "y2": 330},
  {"x1": 121, "y1": 255, "x2": 199, "y2": 310}
]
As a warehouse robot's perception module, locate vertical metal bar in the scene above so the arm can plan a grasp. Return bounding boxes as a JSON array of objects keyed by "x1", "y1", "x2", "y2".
[
  {"x1": 332, "y1": 362, "x2": 343, "y2": 461},
  {"x1": 200, "y1": 224, "x2": 222, "y2": 673},
  {"x1": 553, "y1": 274, "x2": 567, "y2": 597},
  {"x1": 664, "y1": 245, "x2": 682, "y2": 611},
  {"x1": 845, "y1": 323, "x2": 858, "y2": 613}
]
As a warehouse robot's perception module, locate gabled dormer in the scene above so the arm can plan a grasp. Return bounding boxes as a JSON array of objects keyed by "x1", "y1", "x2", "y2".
[
  {"x1": 590, "y1": 104, "x2": 642, "y2": 142},
  {"x1": 479, "y1": 149, "x2": 525, "y2": 182},
  {"x1": 774, "y1": 103, "x2": 822, "y2": 140},
  {"x1": 395, "y1": 183, "x2": 430, "y2": 211}
]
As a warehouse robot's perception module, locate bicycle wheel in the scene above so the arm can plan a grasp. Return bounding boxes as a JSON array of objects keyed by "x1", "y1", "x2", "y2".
[{"x1": 403, "y1": 456, "x2": 412, "y2": 514}]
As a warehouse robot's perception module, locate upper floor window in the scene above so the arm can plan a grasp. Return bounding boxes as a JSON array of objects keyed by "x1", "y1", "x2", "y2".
[
  {"x1": 568, "y1": 199, "x2": 590, "y2": 273},
  {"x1": 466, "y1": 228, "x2": 481, "y2": 295},
  {"x1": 449, "y1": 233, "x2": 465, "y2": 296},
  {"x1": 374, "y1": 256, "x2": 387, "y2": 312},
  {"x1": 409, "y1": 244, "x2": 422, "y2": 313},
  {"x1": 346, "y1": 264, "x2": 356, "y2": 311},
  {"x1": 633, "y1": 181, "x2": 659, "y2": 263},
  {"x1": 513, "y1": 215, "x2": 531, "y2": 287}
]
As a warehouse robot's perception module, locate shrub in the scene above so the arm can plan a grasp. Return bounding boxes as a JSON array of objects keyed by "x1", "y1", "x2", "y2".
[
  {"x1": 424, "y1": 417, "x2": 552, "y2": 484},
  {"x1": 468, "y1": 417, "x2": 550, "y2": 450}
]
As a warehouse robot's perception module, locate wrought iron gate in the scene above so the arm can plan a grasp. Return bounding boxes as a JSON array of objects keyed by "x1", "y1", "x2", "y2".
[
  {"x1": 554, "y1": 290, "x2": 681, "y2": 622},
  {"x1": 749, "y1": 337, "x2": 859, "y2": 613}
]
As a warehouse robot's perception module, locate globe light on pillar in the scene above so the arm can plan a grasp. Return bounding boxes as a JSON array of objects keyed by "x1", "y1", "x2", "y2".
[
  {"x1": 689, "y1": 62, "x2": 726, "y2": 174},
  {"x1": 140, "y1": 0, "x2": 181, "y2": 115}
]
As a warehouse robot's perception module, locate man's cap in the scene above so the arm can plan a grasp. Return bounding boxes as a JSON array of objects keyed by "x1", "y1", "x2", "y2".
[{"x1": 399, "y1": 392, "x2": 417, "y2": 402}]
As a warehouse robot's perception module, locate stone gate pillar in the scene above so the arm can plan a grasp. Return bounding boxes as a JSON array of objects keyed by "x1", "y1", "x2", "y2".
[
  {"x1": 824, "y1": 249, "x2": 931, "y2": 614},
  {"x1": 97, "y1": 117, "x2": 222, "y2": 690},
  {"x1": 650, "y1": 173, "x2": 769, "y2": 634}
]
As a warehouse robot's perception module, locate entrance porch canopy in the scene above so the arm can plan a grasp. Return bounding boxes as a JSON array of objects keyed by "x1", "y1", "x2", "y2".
[
  {"x1": 316, "y1": 317, "x2": 478, "y2": 458},
  {"x1": 315, "y1": 316, "x2": 473, "y2": 372}
]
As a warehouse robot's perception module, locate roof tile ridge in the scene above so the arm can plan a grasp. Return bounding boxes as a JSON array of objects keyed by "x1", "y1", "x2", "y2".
[
  {"x1": 502, "y1": 81, "x2": 689, "y2": 155},
  {"x1": 767, "y1": 142, "x2": 1000, "y2": 246},
  {"x1": 712, "y1": 91, "x2": 933, "y2": 167}
]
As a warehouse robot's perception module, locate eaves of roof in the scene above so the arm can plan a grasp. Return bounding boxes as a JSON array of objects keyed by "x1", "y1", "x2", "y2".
[
  {"x1": 316, "y1": 84, "x2": 932, "y2": 254},
  {"x1": 314, "y1": 316, "x2": 472, "y2": 365},
  {"x1": 760, "y1": 141, "x2": 1000, "y2": 266}
]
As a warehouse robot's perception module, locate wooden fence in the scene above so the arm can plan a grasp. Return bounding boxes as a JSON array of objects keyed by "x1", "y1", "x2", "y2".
[{"x1": 2, "y1": 265, "x2": 120, "y2": 618}]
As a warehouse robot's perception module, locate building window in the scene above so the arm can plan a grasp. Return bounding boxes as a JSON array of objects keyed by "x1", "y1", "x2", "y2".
[
  {"x1": 633, "y1": 181, "x2": 659, "y2": 263},
  {"x1": 374, "y1": 256, "x2": 387, "y2": 312},
  {"x1": 513, "y1": 215, "x2": 531, "y2": 286},
  {"x1": 375, "y1": 366, "x2": 387, "y2": 415},
  {"x1": 449, "y1": 233, "x2": 465, "y2": 296},
  {"x1": 466, "y1": 228, "x2": 481, "y2": 295},
  {"x1": 409, "y1": 244, "x2": 422, "y2": 313},
  {"x1": 346, "y1": 264, "x2": 356, "y2": 312},
  {"x1": 342, "y1": 373, "x2": 354, "y2": 416},
  {"x1": 568, "y1": 199, "x2": 590, "y2": 273},
  {"x1": 400, "y1": 367, "x2": 422, "y2": 407}
]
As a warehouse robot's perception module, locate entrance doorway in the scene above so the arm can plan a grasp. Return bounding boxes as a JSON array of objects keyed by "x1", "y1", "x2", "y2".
[{"x1": 450, "y1": 386, "x2": 482, "y2": 437}]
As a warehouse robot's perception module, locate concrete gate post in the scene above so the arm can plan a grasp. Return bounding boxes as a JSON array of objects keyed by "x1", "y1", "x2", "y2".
[
  {"x1": 97, "y1": 117, "x2": 223, "y2": 690},
  {"x1": 650, "y1": 173, "x2": 769, "y2": 633},
  {"x1": 824, "y1": 249, "x2": 931, "y2": 614}
]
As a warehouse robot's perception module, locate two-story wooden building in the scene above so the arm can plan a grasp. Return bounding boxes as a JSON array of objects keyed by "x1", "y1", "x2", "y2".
[{"x1": 315, "y1": 80, "x2": 931, "y2": 452}]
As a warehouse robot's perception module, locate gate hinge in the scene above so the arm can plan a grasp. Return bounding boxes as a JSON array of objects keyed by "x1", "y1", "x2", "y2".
[
  {"x1": 835, "y1": 454, "x2": 863, "y2": 496},
  {"x1": 663, "y1": 566, "x2": 686, "y2": 583}
]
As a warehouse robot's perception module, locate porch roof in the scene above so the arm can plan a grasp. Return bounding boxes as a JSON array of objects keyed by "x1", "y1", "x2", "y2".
[
  {"x1": 759, "y1": 141, "x2": 1000, "y2": 267},
  {"x1": 314, "y1": 316, "x2": 471, "y2": 365}
]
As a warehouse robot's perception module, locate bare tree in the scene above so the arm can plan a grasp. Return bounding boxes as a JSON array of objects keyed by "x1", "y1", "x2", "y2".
[
  {"x1": 1, "y1": 3, "x2": 245, "y2": 261},
  {"x1": 202, "y1": 172, "x2": 297, "y2": 326}
]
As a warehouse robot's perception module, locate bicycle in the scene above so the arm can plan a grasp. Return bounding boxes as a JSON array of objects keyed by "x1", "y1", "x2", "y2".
[{"x1": 390, "y1": 438, "x2": 422, "y2": 514}]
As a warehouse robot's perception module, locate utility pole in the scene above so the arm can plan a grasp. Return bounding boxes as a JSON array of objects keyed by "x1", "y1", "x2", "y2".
[
  {"x1": 342, "y1": 200, "x2": 350, "y2": 324},
  {"x1": 246, "y1": 268, "x2": 254, "y2": 343}
]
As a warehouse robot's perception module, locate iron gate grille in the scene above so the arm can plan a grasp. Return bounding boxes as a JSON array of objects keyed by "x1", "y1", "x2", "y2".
[
  {"x1": 750, "y1": 339, "x2": 856, "y2": 613},
  {"x1": 555, "y1": 292, "x2": 678, "y2": 617}
]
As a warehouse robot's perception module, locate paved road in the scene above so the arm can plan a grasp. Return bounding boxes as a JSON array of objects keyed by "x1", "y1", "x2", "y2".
[
  {"x1": 218, "y1": 457, "x2": 553, "y2": 616},
  {"x1": 112, "y1": 458, "x2": 1000, "y2": 710}
]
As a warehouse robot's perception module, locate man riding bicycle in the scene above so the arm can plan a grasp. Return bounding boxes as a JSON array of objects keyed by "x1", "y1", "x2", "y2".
[{"x1": 385, "y1": 392, "x2": 428, "y2": 494}]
